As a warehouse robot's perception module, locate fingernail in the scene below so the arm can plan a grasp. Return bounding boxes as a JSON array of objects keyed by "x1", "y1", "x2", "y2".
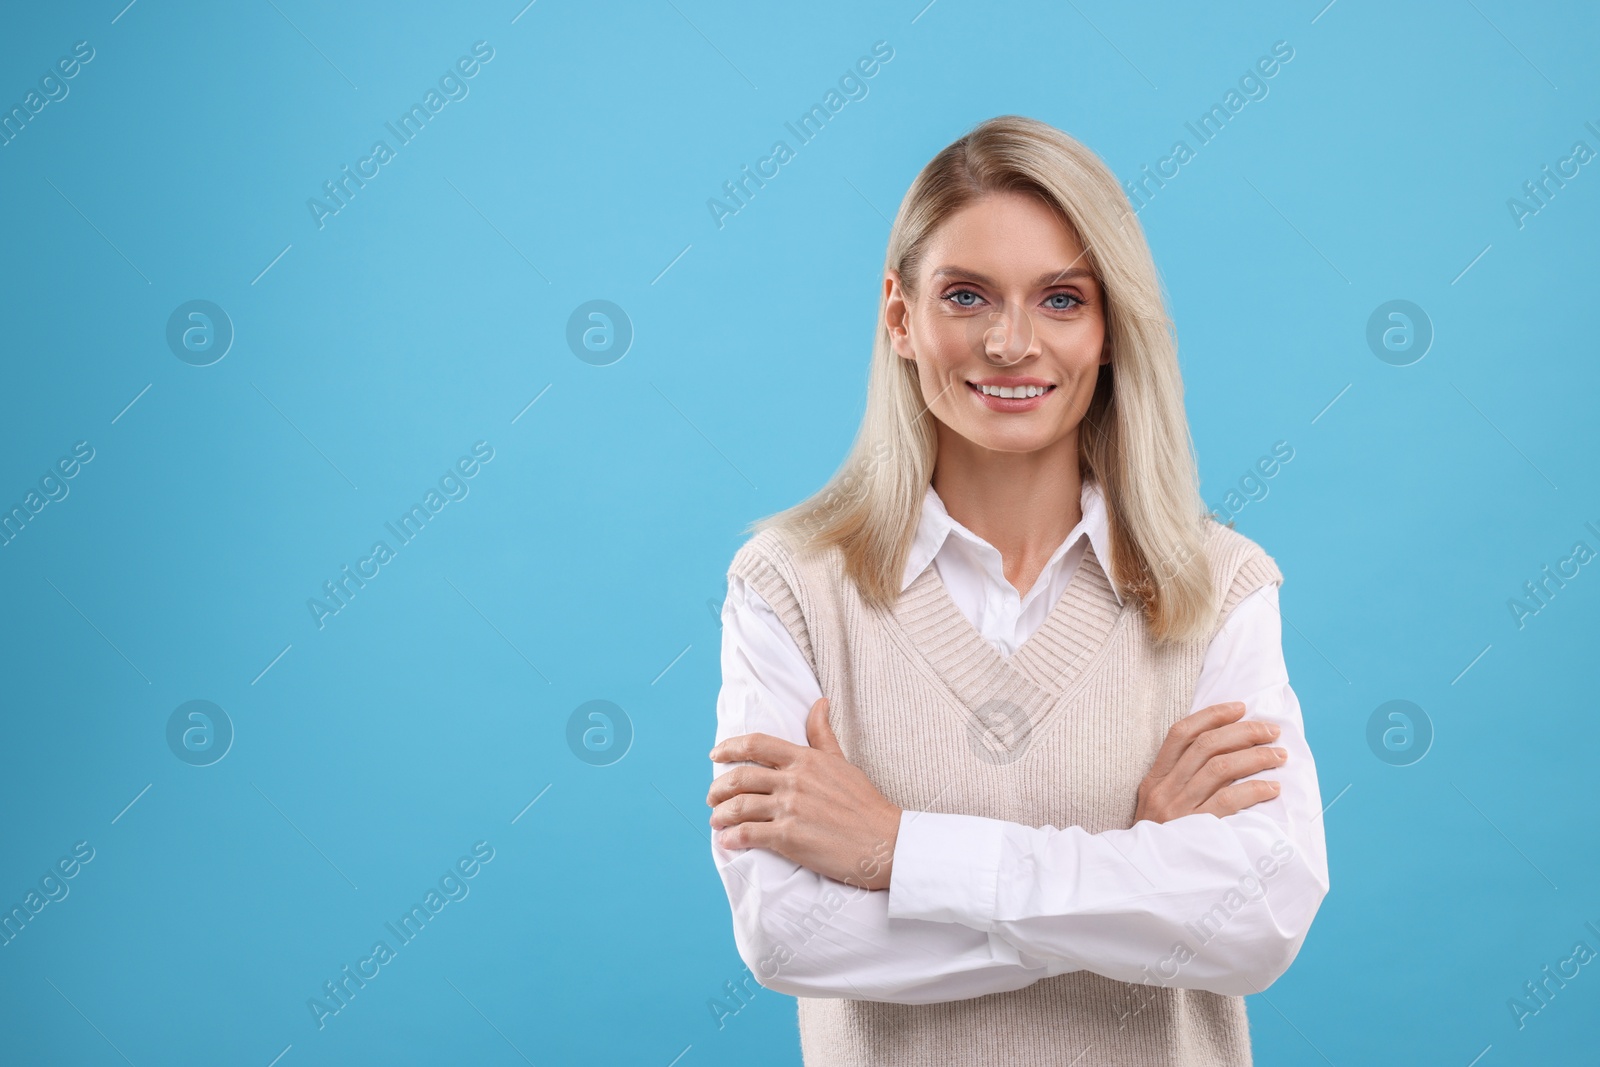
[
  {"x1": 1269, "y1": 782, "x2": 1281, "y2": 793},
  {"x1": 1275, "y1": 748, "x2": 1288, "y2": 760}
]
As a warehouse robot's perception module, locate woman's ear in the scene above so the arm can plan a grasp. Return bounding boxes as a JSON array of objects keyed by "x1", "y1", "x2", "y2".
[{"x1": 884, "y1": 270, "x2": 913, "y2": 361}]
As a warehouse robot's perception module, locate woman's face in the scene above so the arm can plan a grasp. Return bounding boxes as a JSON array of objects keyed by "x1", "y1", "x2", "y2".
[{"x1": 885, "y1": 191, "x2": 1109, "y2": 457}]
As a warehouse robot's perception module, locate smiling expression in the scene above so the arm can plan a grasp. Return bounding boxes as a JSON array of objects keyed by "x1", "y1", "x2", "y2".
[{"x1": 885, "y1": 190, "x2": 1110, "y2": 456}]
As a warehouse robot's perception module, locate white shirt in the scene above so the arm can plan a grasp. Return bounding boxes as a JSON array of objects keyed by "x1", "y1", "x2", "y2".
[{"x1": 711, "y1": 480, "x2": 1329, "y2": 1003}]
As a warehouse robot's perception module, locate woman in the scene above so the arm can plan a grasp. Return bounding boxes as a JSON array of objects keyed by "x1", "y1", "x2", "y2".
[{"x1": 706, "y1": 115, "x2": 1329, "y2": 1067}]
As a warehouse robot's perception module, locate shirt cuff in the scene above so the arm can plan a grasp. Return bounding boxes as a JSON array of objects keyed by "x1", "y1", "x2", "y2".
[{"x1": 886, "y1": 809, "x2": 1006, "y2": 929}]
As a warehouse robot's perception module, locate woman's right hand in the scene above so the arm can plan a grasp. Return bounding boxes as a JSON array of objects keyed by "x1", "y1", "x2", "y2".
[{"x1": 1133, "y1": 701, "x2": 1286, "y2": 824}]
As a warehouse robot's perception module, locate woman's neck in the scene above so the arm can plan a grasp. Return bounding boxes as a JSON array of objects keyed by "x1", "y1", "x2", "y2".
[{"x1": 931, "y1": 431, "x2": 1084, "y2": 597}]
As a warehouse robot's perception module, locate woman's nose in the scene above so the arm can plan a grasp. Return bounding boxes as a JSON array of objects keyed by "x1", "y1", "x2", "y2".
[{"x1": 977, "y1": 302, "x2": 1038, "y2": 366}]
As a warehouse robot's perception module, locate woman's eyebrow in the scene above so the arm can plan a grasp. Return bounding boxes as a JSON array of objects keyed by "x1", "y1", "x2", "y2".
[{"x1": 931, "y1": 266, "x2": 1095, "y2": 287}]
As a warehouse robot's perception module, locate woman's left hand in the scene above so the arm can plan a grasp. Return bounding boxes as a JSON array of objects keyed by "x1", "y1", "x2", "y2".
[{"x1": 707, "y1": 698, "x2": 901, "y2": 891}]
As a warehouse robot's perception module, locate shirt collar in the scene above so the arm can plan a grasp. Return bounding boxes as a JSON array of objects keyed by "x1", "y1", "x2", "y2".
[{"x1": 901, "y1": 478, "x2": 1123, "y2": 606}]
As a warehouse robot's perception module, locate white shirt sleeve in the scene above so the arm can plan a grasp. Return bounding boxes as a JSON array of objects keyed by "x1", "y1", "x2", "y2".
[
  {"x1": 885, "y1": 583, "x2": 1332, "y2": 996},
  {"x1": 711, "y1": 574, "x2": 1061, "y2": 1003}
]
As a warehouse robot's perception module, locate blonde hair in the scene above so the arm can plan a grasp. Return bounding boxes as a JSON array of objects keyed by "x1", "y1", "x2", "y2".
[{"x1": 748, "y1": 114, "x2": 1217, "y2": 645}]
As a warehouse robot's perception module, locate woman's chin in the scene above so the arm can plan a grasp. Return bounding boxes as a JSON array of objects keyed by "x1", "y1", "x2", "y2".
[{"x1": 953, "y1": 425, "x2": 1070, "y2": 456}]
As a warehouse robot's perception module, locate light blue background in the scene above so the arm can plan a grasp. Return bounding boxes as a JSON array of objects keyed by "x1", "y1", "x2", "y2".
[{"x1": 2, "y1": 1, "x2": 1597, "y2": 1063}]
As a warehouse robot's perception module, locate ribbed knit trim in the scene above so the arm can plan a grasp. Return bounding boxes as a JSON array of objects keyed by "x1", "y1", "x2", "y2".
[
  {"x1": 898, "y1": 542, "x2": 1122, "y2": 691},
  {"x1": 1220, "y1": 552, "x2": 1282, "y2": 617},
  {"x1": 885, "y1": 542, "x2": 1128, "y2": 755},
  {"x1": 732, "y1": 531, "x2": 816, "y2": 671}
]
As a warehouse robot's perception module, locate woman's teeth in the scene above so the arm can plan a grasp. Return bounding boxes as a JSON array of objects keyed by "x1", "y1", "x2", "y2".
[{"x1": 974, "y1": 384, "x2": 1052, "y2": 398}]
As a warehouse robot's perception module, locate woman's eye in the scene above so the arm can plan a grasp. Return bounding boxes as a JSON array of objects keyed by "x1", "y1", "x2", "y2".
[
  {"x1": 1045, "y1": 292, "x2": 1081, "y2": 311},
  {"x1": 945, "y1": 289, "x2": 981, "y2": 307}
]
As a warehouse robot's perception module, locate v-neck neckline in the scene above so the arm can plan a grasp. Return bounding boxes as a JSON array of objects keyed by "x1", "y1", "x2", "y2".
[{"x1": 887, "y1": 540, "x2": 1128, "y2": 718}]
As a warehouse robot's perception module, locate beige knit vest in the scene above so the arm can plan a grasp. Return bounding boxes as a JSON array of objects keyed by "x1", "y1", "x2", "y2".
[{"x1": 727, "y1": 515, "x2": 1283, "y2": 1067}]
